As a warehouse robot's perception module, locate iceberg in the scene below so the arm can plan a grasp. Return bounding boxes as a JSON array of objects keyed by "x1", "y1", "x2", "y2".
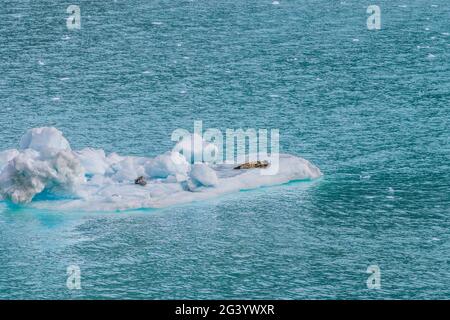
[
  {"x1": 147, "y1": 151, "x2": 190, "y2": 179},
  {"x1": 0, "y1": 127, "x2": 322, "y2": 211},
  {"x1": 19, "y1": 127, "x2": 71, "y2": 154},
  {"x1": 186, "y1": 163, "x2": 219, "y2": 191},
  {"x1": 0, "y1": 148, "x2": 85, "y2": 204}
]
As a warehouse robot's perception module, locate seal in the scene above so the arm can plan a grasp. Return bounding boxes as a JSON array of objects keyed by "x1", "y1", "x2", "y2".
[
  {"x1": 234, "y1": 160, "x2": 270, "y2": 170},
  {"x1": 134, "y1": 176, "x2": 147, "y2": 186}
]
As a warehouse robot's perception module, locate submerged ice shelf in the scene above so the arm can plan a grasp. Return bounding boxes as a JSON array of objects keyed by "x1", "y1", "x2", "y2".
[{"x1": 0, "y1": 128, "x2": 322, "y2": 211}]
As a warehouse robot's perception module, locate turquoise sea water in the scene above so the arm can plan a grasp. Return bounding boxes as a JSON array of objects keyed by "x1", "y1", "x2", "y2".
[{"x1": 0, "y1": 0, "x2": 449, "y2": 299}]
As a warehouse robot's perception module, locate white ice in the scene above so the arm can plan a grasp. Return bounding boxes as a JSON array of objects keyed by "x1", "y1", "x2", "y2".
[{"x1": 0, "y1": 127, "x2": 322, "y2": 211}]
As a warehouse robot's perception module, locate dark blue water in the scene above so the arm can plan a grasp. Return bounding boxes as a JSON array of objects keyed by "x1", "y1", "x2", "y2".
[{"x1": 0, "y1": 0, "x2": 449, "y2": 299}]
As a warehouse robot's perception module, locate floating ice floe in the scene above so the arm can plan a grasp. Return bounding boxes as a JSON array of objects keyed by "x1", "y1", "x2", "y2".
[{"x1": 0, "y1": 127, "x2": 322, "y2": 211}]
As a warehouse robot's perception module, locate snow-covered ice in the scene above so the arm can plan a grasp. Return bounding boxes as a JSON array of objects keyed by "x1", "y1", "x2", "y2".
[{"x1": 0, "y1": 127, "x2": 322, "y2": 211}]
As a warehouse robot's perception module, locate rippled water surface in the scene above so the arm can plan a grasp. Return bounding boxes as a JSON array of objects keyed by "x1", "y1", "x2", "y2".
[{"x1": 0, "y1": 0, "x2": 449, "y2": 299}]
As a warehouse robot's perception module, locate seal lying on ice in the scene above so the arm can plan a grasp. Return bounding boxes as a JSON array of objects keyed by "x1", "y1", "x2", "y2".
[
  {"x1": 134, "y1": 176, "x2": 147, "y2": 186},
  {"x1": 234, "y1": 160, "x2": 270, "y2": 170}
]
